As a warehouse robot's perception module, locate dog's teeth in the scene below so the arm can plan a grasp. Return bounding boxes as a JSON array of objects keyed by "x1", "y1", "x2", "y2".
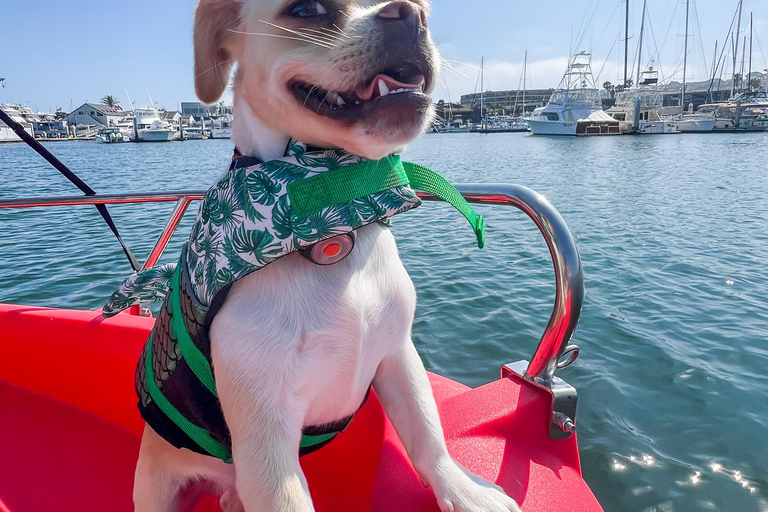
[
  {"x1": 337, "y1": 95, "x2": 346, "y2": 106},
  {"x1": 378, "y1": 79, "x2": 391, "y2": 97},
  {"x1": 325, "y1": 91, "x2": 340, "y2": 105}
]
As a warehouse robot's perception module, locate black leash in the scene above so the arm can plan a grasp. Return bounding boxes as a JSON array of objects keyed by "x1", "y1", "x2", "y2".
[{"x1": 0, "y1": 108, "x2": 141, "y2": 272}]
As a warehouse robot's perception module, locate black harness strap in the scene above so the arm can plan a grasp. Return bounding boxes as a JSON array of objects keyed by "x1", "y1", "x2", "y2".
[{"x1": 0, "y1": 108, "x2": 141, "y2": 271}]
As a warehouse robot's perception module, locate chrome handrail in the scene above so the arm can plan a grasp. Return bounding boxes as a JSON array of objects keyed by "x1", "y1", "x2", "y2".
[
  {"x1": 0, "y1": 192, "x2": 205, "y2": 271},
  {"x1": 0, "y1": 185, "x2": 584, "y2": 388},
  {"x1": 418, "y1": 185, "x2": 583, "y2": 387}
]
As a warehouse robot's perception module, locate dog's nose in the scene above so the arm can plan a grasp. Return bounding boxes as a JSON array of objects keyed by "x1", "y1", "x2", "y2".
[{"x1": 376, "y1": 1, "x2": 427, "y2": 28}]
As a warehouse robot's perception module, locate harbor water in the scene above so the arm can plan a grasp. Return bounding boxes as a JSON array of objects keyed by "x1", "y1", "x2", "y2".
[{"x1": 1, "y1": 133, "x2": 767, "y2": 512}]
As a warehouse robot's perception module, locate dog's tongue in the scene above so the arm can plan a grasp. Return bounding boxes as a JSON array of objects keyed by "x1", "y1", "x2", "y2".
[{"x1": 356, "y1": 74, "x2": 425, "y2": 101}]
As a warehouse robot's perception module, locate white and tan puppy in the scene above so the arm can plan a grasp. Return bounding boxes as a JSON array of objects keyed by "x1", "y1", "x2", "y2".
[{"x1": 133, "y1": 1, "x2": 521, "y2": 511}]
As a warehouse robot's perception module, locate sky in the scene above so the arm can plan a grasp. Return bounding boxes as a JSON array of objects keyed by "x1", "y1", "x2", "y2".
[{"x1": 2, "y1": 0, "x2": 767, "y2": 113}]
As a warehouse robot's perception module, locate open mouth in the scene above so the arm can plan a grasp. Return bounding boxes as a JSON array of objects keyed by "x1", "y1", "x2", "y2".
[{"x1": 291, "y1": 62, "x2": 430, "y2": 121}]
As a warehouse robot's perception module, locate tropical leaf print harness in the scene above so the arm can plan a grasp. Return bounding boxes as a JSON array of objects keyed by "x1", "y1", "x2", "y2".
[{"x1": 103, "y1": 140, "x2": 485, "y2": 462}]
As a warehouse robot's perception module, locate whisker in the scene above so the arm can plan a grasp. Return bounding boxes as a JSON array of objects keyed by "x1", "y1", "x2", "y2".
[
  {"x1": 228, "y1": 29, "x2": 334, "y2": 49},
  {"x1": 294, "y1": 28, "x2": 342, "y2": 45},
  {"x1": 443, "y1": 59, "x2": 482, "y2": 72},
  {"x1": 258, "y1": 20, "x2": 338, "y2": 48},
  {"x1": 440, "y1": 59, "x2": 470, "y2": 79},
  {"x1": 303, "y1": 86, "x2": 319, "y2": 109},
  {"x1": 195, "y1": 58, "x2": 235, "y2": 80}
]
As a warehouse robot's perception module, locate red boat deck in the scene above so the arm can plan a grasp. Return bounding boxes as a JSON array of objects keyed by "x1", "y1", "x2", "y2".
[{"x1": 0, "y1": 304, "x2": 601, "y2": 512}]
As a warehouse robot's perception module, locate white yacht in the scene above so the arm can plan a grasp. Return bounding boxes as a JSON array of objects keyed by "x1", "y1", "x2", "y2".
[
  {"x1": 133, "y1": 107, "x2": 177, "y2": 142},
  {"x1": 606, "y1": 67, "x2": 681, "y2": 134},
  {"x1": 0, "y1": 104, "x2": 36, "y2": 142},
  {"x1": 527, "y1": 52, "x2": 619, "y2": 136},
  {"x1": 663, "y1": 105, "x2": 716, "y2": 133},
  {"x1": 210, "y1": 115, "x2": 233, "y2": 139},
  {"x1": 692, "y1": 92, "x2": 768, "y2": 131}
]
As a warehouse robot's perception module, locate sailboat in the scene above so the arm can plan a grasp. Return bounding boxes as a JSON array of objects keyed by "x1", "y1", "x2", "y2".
[
  {"x1": 662, "y1": 0, "x2": 716, "y2": 133},
  {"x1": 690, "y1": 0, "x2": 768, "y2": 131},
  {"x1": 473, "y1": 56, "x2": 528, "y2": 133},
  {"x1": 606, "y1": 0, "x2": 680, "y2": 134}
]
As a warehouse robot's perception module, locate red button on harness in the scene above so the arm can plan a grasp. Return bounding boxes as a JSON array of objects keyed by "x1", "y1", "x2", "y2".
[
  {"x1": 300, "y1": 232, "x2": 356, "y2": 266},
  {"x1": 323, "y1": 243, "x2": 342, "y2": 258}
]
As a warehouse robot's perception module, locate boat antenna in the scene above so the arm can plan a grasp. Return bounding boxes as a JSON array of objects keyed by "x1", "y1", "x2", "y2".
[
  {"x1": 123, "y1": 84, "x2": 135, "y2": 113},
  {"x1": 146, "y1": 87, "x2": 156, "y2": 109},
  {"x1": 681, "y1": 0, "x2": 690, "y2": 107}
]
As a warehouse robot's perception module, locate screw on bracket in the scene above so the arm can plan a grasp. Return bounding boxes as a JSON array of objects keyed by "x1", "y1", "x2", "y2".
[{"x1": 553, "y1": 412, "x2": 576, "y2": 433}]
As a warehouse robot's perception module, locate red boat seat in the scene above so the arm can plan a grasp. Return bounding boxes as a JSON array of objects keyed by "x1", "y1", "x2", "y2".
[{"x1": 0, "y1": 304, "x2": 601, "y2": 512}]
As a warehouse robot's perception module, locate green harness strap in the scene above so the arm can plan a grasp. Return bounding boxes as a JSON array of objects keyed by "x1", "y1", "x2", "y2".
[
  {"x1": 144, "y1": 335, "x2": 233, "y2": 462},
  {"x1": 288, "y1": 155, "x2": 485, "y2": 248},
  {"x1": 145, "y1": 156, "x2": 485, "y2": 460}
]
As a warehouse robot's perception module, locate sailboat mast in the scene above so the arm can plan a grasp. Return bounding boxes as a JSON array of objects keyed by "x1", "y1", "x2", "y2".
[
  {"x1": 748, "y1": 13, "x2": 753, "y2": 91},
  {"x1": 708, "y1": 40, "x2": 718, "y2": 102},
  {"x1": 740, "y1": 37, "x2": 746, "y2": 93},
  {"x1": 636, "y1": 0, "x2": 647, "y2": 87},
  {"x1": 681, "y1": 0, "x2": 690, "y2": 107},
  {"x1": 731, "y1": 0, "x2": 743, "y2": 98},
  {"x1": 480, "y1": 57, "x2": 484, "y2": 128},
  {"x1": 623, "y1": 0, "x2": 630, "y2": 88},
  {"x1": 522, "y1": 51, "x2": 527, "y2": 117}
]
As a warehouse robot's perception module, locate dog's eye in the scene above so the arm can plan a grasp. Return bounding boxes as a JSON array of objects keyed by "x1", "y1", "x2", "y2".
[{"x1": 289, "y1": 1, "x2": 328, "y2": 17}]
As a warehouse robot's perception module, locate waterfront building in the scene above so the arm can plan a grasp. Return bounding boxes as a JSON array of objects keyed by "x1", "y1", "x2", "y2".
[
  {"x1": 180, "y1": 101, "x2": 232, "y2": 120},
  {"x1": 66, "y1": 103, "x2": 132, "y2": 129},
  {"x1": 461, "y1": 89, "x2": 554, "y2": 114}
]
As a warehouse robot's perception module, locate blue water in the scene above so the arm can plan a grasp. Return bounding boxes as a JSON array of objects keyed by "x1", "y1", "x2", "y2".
[{"x1": 1, "y1": 133, "x2": 767, "y2": 512}]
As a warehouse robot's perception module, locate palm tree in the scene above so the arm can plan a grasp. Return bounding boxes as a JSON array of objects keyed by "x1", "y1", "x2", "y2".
[
  {"x1": 602, "y1": 81, "x2": 615, "y2": 98},
  {"x1": 100, "y1": 95, "x2": 121, "y2": 110}
]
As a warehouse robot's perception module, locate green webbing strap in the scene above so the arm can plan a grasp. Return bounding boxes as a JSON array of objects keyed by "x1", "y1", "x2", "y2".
[
  {"x1": 169, "y1": 262, "x2": 218, "y2": 397},
  {"x1": 287, "y1": 156, "x2": 485, "y2": 249},
  {"x1": 401, "y1": 162, "x2": 485, "y2": 249},
  {"x1": 288, "y1": 156, "x2": 410, "y2": 218},
  {"x1": 300, "y1": 431, "x2": 339, "y2": 449},
  {"x1": 144, "y1": 335, "x2": 233, "y2": 462}
]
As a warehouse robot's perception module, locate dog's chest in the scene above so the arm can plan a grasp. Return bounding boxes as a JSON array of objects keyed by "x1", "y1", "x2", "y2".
[{"x1": 211, "y1": 223, "x2": 415, "y2": 424}]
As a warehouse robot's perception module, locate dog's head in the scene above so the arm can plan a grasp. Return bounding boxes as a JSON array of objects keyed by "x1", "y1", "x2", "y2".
[{"x1": 194, "y1": 0, "x2": 439, "y2": 159}]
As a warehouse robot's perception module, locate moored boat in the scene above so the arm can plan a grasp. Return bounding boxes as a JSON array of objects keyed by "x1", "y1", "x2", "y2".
[
  {"x1": 96, "y1": 127, "x2": 129, "y2": 143},
  {"x1": 134, "y1": 107, "x2": 177, "y2": 142},
  {"x1": 527, "y1": 52, "x2": 617, "y2": 136},
  {"x1": 0, "y1": 104, "x2": 35, "y2": 142},
  {"x1": 210, "y1": 114, "x2": 233, "y2": 139},
  {"x1": 606, "y1": 67, "x2": 681, "y2": 134}
]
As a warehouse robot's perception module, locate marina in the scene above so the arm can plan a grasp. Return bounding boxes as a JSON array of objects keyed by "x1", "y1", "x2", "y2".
[{"x1": 2, "y1": 1, "x2": 768, "y2": 511}]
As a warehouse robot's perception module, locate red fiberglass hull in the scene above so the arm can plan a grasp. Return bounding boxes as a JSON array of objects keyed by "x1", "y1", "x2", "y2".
[{"x1": 0, "y1": 303, "x2": 602, "y2": 512}]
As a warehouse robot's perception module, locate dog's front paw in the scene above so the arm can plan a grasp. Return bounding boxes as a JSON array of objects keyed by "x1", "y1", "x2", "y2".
[{"x1": 428, "y1": 457, "x2": 522, "y2": 512}]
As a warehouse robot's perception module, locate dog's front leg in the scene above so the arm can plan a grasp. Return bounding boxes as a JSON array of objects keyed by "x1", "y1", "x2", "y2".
[
  {"x1": 374, "y1": 342, "x2": 522, "y2": 512},
  {"x1": 216, "y1": 369, "x2": 314, "y2": 512}
]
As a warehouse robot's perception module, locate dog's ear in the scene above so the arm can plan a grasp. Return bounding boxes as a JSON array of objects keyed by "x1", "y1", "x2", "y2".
[{"x1": 194, "y1": 0, "x2": 242, "y2": 104}]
